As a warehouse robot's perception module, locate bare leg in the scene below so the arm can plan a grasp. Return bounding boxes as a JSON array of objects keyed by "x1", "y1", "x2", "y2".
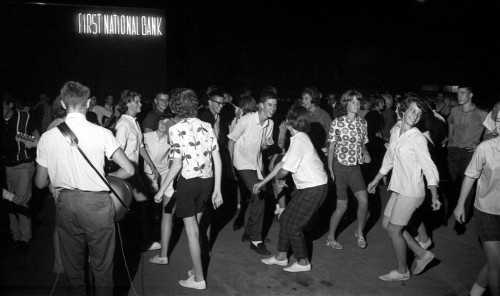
[
  {"x1": 387, "y1": 223, "x2": 409, "y2": 274},
  {"x1": 274, "y1": 251, "x2": 288, "y2": 261},
  {"x1": 327, "y1": 201, "x2": 348, "y2": 242},
  {"x1": 160, "y1": 196, "x2": 175, "y2": 258},
  {"x1": 483, "y1": 241, "x2": 500, "y2": 296},
  {"x1": 183, "y1": 213, "x2": 204, "y2": 282},
  {"x1": 402, "y1": 230, "x2": 427, "y2": 259},
  {"x1": 354, "y1": 190, "x2": 369, "y2": 238}
]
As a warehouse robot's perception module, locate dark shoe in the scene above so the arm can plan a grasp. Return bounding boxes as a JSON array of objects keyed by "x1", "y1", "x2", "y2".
[
  {"x1": 17, "y1": 240, "x2": 29, "y2": 252},
  {"x1": 242, "y1": 232, "x2": 270, "y2": 243},
  {"x1": 250, "y1": 242, "x2": 271, "y2": 255}
]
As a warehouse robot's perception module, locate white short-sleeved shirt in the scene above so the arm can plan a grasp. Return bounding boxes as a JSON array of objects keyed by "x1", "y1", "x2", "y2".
[
  {"x1": 282, "y1": 132, "x2": 328, "y2": 189},
  {"x1": 36, "y1": 113, "x2": 120, "y2": 191},
  {"x1": 143, "y1": 131, "x2": 170, "y2": 175},
  {"x1": 115, "y1": 114, "x2": 144, "y2": 166},
  {"x1": 227, "y1": 112, "x2": 274, "y2": 180},
  {"x1": 380, "y1": 126, "x2": 439, "y2": 198},
  {"x1": 169, "y1": 117, "x2": 219, "y2": 179},
  {"x1": 465, "y1": 137, "x2": 500, "y2": 215}
]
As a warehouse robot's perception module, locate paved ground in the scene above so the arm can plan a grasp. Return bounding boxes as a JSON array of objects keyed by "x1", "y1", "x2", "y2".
[{"x1": 1, "y1": 183, "x2": 485, "y2": 296}]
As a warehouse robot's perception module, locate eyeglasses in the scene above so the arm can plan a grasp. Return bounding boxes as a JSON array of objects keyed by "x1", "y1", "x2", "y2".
[{"x1": 210, "y1": 99, "x2": 225, "y2": 106}]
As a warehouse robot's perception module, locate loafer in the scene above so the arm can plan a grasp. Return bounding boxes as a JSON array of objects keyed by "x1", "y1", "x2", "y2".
[
  {"x1": 149, "y1": 255, "x2": 168, "y2": 265},
  {"x1": 283, "y1": 262, "x2": 311, "y2": 272},
  {"x1": 146, "y1": 242, "x2": 161, "y2": 251},
  {"x1": 179, "y1": 276, "x2": 206, "y2": 290},
  {"x1": 379, "y1": 270, "x2": 410, "y2": 281},
  {"x1": 250, "y1": 242, "x2": 271, "y2": 255},
  {"x1": 412, "y1": 251, "x2": 435, "y2": 275},
  {"x1": 261, "y1": 256, "x2": 288, "y2": 266}
]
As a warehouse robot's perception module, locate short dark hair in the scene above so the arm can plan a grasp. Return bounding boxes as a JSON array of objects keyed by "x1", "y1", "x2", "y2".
[
  {"x1": 60, "y1": 81, "x2": 91, "y2": 109},
  {"x1": 259, "y1": 90, "x2": 278, "y2": 104},
  {"x1": 170, "y1": 88, "x2": 198, "y2": 118},
  {"x1": 286, "y1": 105, "x2": 310, "y2": 133},
  {"x1": 302, "y1": 87, "x2": 321, "y2": 106},
  {"x1": 457, "y1": 85, "x2": 473, "y2": 93},
  {"x1": 208, "y1": 90, "x2": 225, "y2": 100},
  {"x1": 117, "y1": 90, "x2": 141, "y2": 114}
]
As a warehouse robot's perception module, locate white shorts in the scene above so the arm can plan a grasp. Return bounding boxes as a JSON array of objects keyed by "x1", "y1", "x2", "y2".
[{"x1": 384, "y1": 192, "x2": 425, "y2": 226}]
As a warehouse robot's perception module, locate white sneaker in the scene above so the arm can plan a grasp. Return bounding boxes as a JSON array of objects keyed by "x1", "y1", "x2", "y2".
[
  {"x1": 412, "y1": 251, "x2": 435, "y2": 275},
  {"x1": 378, "y1": 270, "x2": 410, "y2": 281},
  {"x1": 149, "y1": 255, "x2": 168, "y2": 265},
  {"x1": 283, "y1": 262, "x2": 311, "y2": 272},
  {"x1": 147, "y1": 242, "x2": 161, "y2": 251},
  {"x1": 179, "y1": 276, "x2": 206, "y2": 290},
  {"x1": 261, "y1": 256, "x2": 288, "y2": 266}
]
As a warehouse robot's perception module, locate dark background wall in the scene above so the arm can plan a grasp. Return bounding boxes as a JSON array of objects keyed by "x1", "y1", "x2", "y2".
[
  {"x1": 3, "y1": 0, "x2": 500, "y2": 107},
  {"x1": 3, "y1": 3, "x2": 167, "y2": 101}
]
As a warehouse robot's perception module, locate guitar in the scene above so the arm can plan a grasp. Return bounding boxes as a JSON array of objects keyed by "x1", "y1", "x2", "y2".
[
  {"x1": 15, "y1": 132, "x2": 38, "y2": 148},
  {"x1": 106, "y1": 176, "x2": 134, "y2": 222}
]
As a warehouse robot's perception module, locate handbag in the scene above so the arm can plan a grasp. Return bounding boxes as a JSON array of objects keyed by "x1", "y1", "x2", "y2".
[{"x1": 57, "y1": 122, "x2": 133, "y2": 222}]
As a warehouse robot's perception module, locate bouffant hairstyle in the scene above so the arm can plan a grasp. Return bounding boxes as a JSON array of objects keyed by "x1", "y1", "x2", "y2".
[
  {"x1": 117, "y1": 90, "x2": 141, "y2": 115},
  {"x1": 333, "y1": 90, "x2": 362, "y2": 118},
  {"x1": 301, "y1": 87, "x2": 321, "y2": 106},
  {"x1": 169, "y1": 88, "x2": 199, "y2": 118},
  {"x1": 286, "y1": 105, "x2": 310, "y2": 133},
  {"x1": 397, "y1": 93, "x2": 428, "y2": 119},
  {"x1": 239, "y1": 95, "x2": 258, "y2": 115},
  {"x1": 60, "y1": 81, "x2": 90, "y2": 108}
]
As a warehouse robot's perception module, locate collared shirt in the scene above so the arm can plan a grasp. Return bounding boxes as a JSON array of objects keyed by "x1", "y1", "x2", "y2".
[
  {"x1": 309, "y1": 107, "x2": 332, "y2": 138},
  {"x1": 142, "y1": 108, "x2": 163, "y2": 132},
  {"x1": 465, "y1": 137, "x2": 500, "y2": 215},
  {"x1": 380, "y1": 126, "x2": 439, "y2": 198},
  {"x1": 227, "y1": 112, "x2": 274, "y2": 180},
  {"x1": 282, "y1": 132, "x2": 328, "y2": 189},
  {"x1": 448, "y1": 104, "x2": 488, "y2": 148},
  {"x1": 483, "y1": 111, "x2": 495, "y2": 132},
  {"x1": 169, "y1": 117, "x2": 219, "y2": 179},
  {"x1": 327, "y1": 115, "x2": 368, "y2": 166},
  {"x1": 143, "y1": 131, "x2": 170, "y2": 175},
  {"x1": 115, "y1": 114, "x2": 144, "y2": 166},
  {"x1": 36, "y1": 113, "x2": 120, "y2": 191}
]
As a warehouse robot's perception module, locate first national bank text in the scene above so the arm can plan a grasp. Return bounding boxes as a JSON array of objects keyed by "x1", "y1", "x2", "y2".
[{"x1": 78, "y1": 13, "x2": 163, "y2": 36}]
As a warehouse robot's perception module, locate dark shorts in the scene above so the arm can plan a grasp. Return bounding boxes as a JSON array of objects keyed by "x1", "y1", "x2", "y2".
[
  {"x1": 333, "y1": 160, "x2": 366, "y2": 202},
  {"x1": 175, "y1": 176, "x2": 213, "y2": 218},
  {"x1": 475, "y1": 209, "x2": 500, "y2": 242}
]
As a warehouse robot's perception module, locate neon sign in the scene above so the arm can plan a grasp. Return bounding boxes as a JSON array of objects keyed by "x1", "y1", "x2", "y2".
[{"x1": 77, "y1": 13, "x2": 163, "y2": 36}]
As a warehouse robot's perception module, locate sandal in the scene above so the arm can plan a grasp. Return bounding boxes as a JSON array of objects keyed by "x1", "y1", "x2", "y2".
[
  {"x1": 355, "y1": 232, "x2": 367, "y2": 249},
  {"x1": 326, "y1": 240, "x2": 344, "y2": 250}
]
